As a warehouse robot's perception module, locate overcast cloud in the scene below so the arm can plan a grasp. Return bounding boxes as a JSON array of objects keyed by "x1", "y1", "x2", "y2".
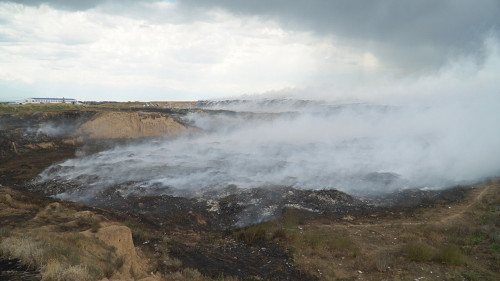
[
  {"x1": 1, "y1": 0, "x2": 499, "y2": 101},
  {"x1": 180, "y1": 0, "x2": 500, "y2": 71}
]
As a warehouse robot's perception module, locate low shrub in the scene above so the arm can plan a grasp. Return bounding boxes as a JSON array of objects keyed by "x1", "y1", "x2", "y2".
[
  {"x1": 402, "y1": 242, "x2": 434, "y2": 262},
  {"x1": 232, "y1": 223, "x2": 270, "y2": 244},
  {"x1": 433, "y1": 245, "x2": 465, "y2": 265},
  {"x1": 182, "y1": 268, "x2": 202, "y2": 279},
  {"x1": 125, "y1": 221, "x2": 157, "y2": 244},
  {"x1": 462, "y1": 271, "x2": 480, "y2": 281},
  {"x1": 166, "y1": 257, "x2": 183, "y2": 269},
  {"x1": 490, "y1": 243, "x2": 500, "y2": 257},
  {"x1": 271, "y1": 228, "x2": 287, "y2": 240},
  {"x1": 304, "y1": 232, "x2": 326, "y2": 250},
  {"x1": 375, "y1": 256, "x2": 389, "y2": 272}
]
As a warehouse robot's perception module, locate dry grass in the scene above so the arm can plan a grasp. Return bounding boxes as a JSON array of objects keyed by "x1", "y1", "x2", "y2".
[
  {"x1": 0, "y1": 235, "x2": 45, "y2": 269},
  {"x1": 42, "y1": 259, "x2": 92, "y2": 281},
  {"x1": 0, "y1": 228, "x2": 125, "y2": 280},
  {"x1": 232, "y1": 213, "x2": 358, "y2": 279},
  {"x1": 124, "y1": 220, "x2": 160, "y2": 244},
  {"x1": 0, "y1": 193, "x2": 38, "y2": 210},
  {"x1": 232, "y1": 222, "x2": 269, "y2": 244},
  {"x1": 433, "y1": 244, "x2": 465, "y2": 265},
  {"x1": 0, "y1": 103, "x2": 86, "y2": 113},
  {"x1": 2, "y1": 178, "x2": 499, "y2": 280},
  {"x1": 0, "y1": 188, "x2": 247, "y2": 281},
  {"x1": 162, "y1": 268, "x2": 240, "y2": 281},
  {"x1": 402, "y1": 241, "x2": 434, "y2": 262},
  {"x1": 233, "y1": 216, "x2": 356, "y2": 254},
  {"x1": 230, "y1": 182, "x2": 500, "y2": 280}
]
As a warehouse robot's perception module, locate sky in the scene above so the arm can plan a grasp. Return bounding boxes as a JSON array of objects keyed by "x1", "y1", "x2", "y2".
[{"x1": 0, "y1": 0, "x2": 499, "y2": 101}]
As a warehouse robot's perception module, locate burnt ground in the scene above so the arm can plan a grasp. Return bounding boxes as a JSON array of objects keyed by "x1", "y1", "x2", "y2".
[
  {"x1": 1, "y1": 108, "x2": 499, "y2": 281},
  {"x1": 0, "y1": 110, "x2": 320, "y2": 280},
  {"x1": 0, "y1": 259, "x2": 40, "y2": 281},
  {"x1": 0, "y1": 111, "x2": 92, "y2": 186}
]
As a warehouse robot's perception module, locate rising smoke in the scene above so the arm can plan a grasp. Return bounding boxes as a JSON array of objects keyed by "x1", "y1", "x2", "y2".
[
  {"x1": 39, "y1": 95, "x2": 500, "y2": 200},
  {"x1": 38, "y1": 38, "x2": 500, "y2": 200}
]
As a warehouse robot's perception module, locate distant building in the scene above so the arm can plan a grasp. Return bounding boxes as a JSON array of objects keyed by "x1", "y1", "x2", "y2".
[{"x1": 16, "y1": 97, "x2": 78, "y2": 104}]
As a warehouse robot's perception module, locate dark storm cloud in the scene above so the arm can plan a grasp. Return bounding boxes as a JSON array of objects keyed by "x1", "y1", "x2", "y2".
[
  {"x1": 11, "y1": 0, "x2": 152, "y2": 11},
  {"x1": 180, "y1": 0, "x2": 500, "y2": 72},
  {"x1": 10, "y1": 0, "x2": 500, "y2": 72},
  {"x1": 12, "y1": 0, "x2": 106, "y2": 10}
]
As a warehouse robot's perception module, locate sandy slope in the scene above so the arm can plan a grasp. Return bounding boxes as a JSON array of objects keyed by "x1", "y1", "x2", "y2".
[{"x1": 74, "y1": 111, "x2": 187, "y2": 140}]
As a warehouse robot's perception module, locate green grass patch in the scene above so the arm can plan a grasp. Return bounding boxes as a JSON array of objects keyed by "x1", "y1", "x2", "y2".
[
  {"x1": 490, "y1": 243, "x2": 500, "y2": 257},
  {"x1": 467, "y1": 234, "x2": 487, "y2": 245},
  {"x1": 462, "y1": 271, "x2": 481, "y2": 281}
]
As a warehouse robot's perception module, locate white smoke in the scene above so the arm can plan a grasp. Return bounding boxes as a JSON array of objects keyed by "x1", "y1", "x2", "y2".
[
  {"x1": 30, "y1": 122, "x2": 72, "y2": 137},
  {"x1": 38, "y1": 37, "x2": 500, "y2": 199},
  {"x1": 40, "y1": 96, "x2": 500, "y2": 198}
]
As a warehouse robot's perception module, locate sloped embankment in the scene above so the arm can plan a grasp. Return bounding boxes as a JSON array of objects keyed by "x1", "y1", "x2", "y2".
[
  {"x1": 74, "y1": 111, "x2": 187, "y2": 140},
  {"x1": 0, "y1": 186, "x2": 160, "y2": 281}
]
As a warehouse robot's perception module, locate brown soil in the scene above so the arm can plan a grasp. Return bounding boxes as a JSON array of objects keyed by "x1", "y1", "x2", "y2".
[{"x1": 74, "y1": 111, "x2": 187, "y2": 140}]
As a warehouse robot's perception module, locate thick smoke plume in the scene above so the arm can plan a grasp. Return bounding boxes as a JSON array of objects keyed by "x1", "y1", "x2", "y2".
[
  {"x1": 38, "y1": 39, "x2": 500, "y2": 200},
  {"x1": 39, "y1": 96, "x2": 499, "y2": 200}
]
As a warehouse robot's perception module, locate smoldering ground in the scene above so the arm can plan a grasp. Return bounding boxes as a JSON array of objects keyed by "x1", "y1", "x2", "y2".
[
  {"x1": 38, "y1": 95, "x2": 499, "y2": 202},
  {"x1": 35, "y1": 38, "x2": 500, "y2": 204}
]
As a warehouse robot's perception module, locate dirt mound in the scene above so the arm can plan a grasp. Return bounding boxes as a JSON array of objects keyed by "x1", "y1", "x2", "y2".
[
  {"x1": 92, "y1": 224, "x2": 153, "y2": 281},
  {"x1": 74, "y1": 111, "x2": 187, "y2": 140},
  {"x1": 0, "y1": 186, "x2": 161, "y2": 281}
]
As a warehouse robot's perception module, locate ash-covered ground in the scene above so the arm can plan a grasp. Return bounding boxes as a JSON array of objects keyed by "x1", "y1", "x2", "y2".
[{"x1": 6, "y1": 98, "x2": 497, "y2": 229}]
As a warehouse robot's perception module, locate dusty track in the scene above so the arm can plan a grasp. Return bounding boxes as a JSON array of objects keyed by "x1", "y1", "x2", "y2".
[
  {"x1": 437, "y1": 180, "x2": 494, "y2": 224},
  {"x1": 333, "y1": 180, "x2": 497, "y2": 229},
  {"x1": 293, "y1": 180, "x2": 500, "y2": 280}
]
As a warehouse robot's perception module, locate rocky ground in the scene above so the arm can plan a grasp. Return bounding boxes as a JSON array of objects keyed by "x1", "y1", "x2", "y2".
[{"x1": 1, "y1": 104, "x2": 499, "y2": 280}]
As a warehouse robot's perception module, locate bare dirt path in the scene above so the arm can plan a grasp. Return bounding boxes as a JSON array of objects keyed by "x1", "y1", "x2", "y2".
[
  {"x1": 297, "y1": 180, "x2": 500, "y2": 280},
  {"x1": 327, "y1": 180, "x2": 498, "y2": 230},
  {"x1": 438, "y1": 180, "x2": 494, "y2": 224}
]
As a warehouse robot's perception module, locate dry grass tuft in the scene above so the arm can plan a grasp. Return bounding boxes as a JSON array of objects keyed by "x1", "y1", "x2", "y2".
[
  {"x1": 0, "y1": 235, "x2": 45, "y2": 269},
  {"x1": 0, "y1": 230, "x2": 124, "y2": 280},
  {"x1": 232, "y1": 222, "x2": 269, "y2": 244},
  {"x1": 402, "y1": 241, "x2": 434, "y2": 262},
  {"x1": 42, "y1": 259, "x2": 92, "y2": 281},
  {"x1": 433, "y1": 245, "x2": 465, "y2": 265}
]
